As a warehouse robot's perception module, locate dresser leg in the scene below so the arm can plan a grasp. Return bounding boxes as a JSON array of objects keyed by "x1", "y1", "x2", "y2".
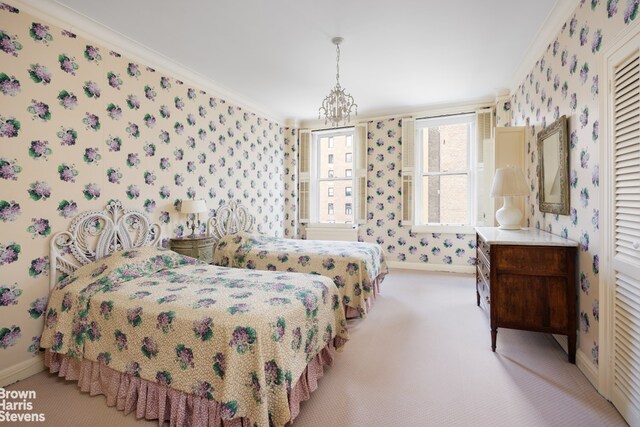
[
  {"x1": 568, "y1": 331, "x2": 576, "y2": 364},
  {"x1": 491, "y1": 328, "x2": 497, "y2": 352}
]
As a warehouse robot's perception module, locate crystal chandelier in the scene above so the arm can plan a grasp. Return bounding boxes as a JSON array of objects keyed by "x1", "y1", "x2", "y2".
[{"x1": 318, "y1": 37, "x2": 358, "y2": 127}]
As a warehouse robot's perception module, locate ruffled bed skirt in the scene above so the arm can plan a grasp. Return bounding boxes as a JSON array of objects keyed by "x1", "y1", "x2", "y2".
[
  {"x1": 44, "y1": 337, "x2": 346, "y2": 427},
  {"x1": 345, "y1": 271, "x2": 384, "y2": 319}
]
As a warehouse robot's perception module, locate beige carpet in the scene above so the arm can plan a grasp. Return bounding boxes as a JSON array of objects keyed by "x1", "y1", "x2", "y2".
[{"x1": 6, "y1": 270, "x2": 625, "y2": 426}]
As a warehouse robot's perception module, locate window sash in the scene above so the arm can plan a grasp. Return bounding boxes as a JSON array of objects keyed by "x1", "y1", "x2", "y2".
[
  {"x1": 310, "y1": 128, "x2": 356, "y2": 224},
  {"x1": 413, "y1": 113, "x2": 476, "y2": 226}
]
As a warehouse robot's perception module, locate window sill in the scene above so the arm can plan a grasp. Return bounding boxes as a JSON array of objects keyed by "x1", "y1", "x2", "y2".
[
  {"x1": 304, "y1": 223, "x2": 358, "y2": 230},
  {"x1": 410, "y1": 224, "x2": 476, "y2": 234}
]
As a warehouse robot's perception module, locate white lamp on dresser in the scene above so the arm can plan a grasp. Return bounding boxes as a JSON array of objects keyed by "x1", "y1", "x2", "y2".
[{"x1": 490, "y1": 166, "x2": 529, "y2": 230}]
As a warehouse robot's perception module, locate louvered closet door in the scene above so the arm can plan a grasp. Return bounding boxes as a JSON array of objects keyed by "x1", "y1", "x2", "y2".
[{"x1": 611, "y1": 45, "x2": 640, "y2": 426}]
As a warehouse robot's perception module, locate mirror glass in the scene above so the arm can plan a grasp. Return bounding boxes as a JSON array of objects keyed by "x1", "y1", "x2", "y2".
[
  {"x1": 542, "y1": 132, "x2": 561, "y2": 204},
  {"x1": 537, "y1": 115, "x2": 569, "y2": 215}
]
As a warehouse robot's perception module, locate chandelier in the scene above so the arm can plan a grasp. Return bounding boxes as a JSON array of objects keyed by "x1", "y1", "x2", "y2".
[{"x1": 318, "y1": 37, "x2": 358, "y2": 127}]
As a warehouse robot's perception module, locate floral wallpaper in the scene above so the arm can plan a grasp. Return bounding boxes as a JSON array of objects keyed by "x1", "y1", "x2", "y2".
[
  {"x1": 358, "y1": 118, "x2": 478, "y2": 268},
  {"x1": 495, "y1": 95, "x2": 513, "y2": 128},
  {"x1": 511, "y1": 0, "x2": 638, "y2": 367},
  {"x1": 0, "y1": 3, "x2": 286, "y2": 374},
  {"x1": 283, "y1": 127, "x2": 299, "y2": 239}
]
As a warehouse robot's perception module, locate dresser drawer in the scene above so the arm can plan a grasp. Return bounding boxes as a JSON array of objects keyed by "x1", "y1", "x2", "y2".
[
  {"x1": 494, "y1": 246, "x2": 569, "y2": 275},
  {"x1": 477, "y1": 235, "x2": 490, "y2": 265},
  {"x1": 476, "y1": 268, "x2": 490, "y2": 309},
  {"x1": 477, "y1": 256, "x2": 490, "y2": 286}
]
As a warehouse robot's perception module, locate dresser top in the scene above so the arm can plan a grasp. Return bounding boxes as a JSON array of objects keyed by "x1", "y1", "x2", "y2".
[{"x1": 475, "y1": 227, "x2": 579, "y2": 247}]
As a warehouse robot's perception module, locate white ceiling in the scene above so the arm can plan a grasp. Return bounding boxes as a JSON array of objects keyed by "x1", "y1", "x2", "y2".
[{"x1": 48, "y1": 0, "x2": 561, "y2": 123}]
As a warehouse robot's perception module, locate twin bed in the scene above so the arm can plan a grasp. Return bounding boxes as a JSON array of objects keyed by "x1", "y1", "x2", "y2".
[
  {"x1": 40, "y1": 200, "x2": 386, "y2": 426},
  {"x1": 209, "y1": 201, "x2": 387, "y2": 319}
]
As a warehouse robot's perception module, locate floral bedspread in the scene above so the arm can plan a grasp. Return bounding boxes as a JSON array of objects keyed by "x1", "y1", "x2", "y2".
[
  {"x1": 212, "y1": 233, "x2": 388, "y2": 317},
  {"x1": 40, "y1": 246, "x2": 348, "y2": 427}
]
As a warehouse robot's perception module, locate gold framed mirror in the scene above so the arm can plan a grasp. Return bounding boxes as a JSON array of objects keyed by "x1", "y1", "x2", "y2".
[{"x1": 537, "y1": 115, "x2": 569, "y2": 215}]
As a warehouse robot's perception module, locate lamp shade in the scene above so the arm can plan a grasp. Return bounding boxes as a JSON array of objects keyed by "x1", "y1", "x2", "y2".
[
  {"x1": 490, "y1": 167, "x2": 528, "y2": 197},
  {"x1": 180, "y1": 199, "x2": 207, "y2": 214}
]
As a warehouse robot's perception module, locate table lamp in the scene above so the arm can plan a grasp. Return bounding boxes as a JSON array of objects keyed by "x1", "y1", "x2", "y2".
[
  {"x1": 490, "y1": 166, "x2": 528, "y2": 230},
  {"x1": 180, "y1": 199, "x2": 207, "y2": 236}
]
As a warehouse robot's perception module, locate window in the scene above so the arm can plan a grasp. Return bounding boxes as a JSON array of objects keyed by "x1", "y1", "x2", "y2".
[
  {"x1": 316, "y1": 130, "x2": 352, "y2": 223},
  {"x1": 298, "y1": 126, "x2": 367, "y2": 225},
  {"x1": 403, "y1": 113, "x2": 476, "y2": 227}
]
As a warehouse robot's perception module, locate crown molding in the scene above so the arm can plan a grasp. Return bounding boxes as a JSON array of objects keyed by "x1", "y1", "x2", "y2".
[
  {"x1": 10, "y1": 0, "x2": 286, "y2": 125},
  {"x1": 299, "y1": 97, "x2": 494, "y2": 129},
  {"x1": 509, "y1": 0, "x2": 578, "y2": 92}
]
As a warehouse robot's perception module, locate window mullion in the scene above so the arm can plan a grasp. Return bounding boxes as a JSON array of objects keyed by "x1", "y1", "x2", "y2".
[{"x1": 422, "y1": 171, "x2": 470, "y2": 177}]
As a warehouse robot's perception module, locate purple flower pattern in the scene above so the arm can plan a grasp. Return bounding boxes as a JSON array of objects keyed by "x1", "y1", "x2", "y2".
[
  {"x1": 0, "y1": 72, "x2": 20, "y2": 96},
  {"x1": 28, "y1": 63, "x2": 51, "y2": 85}
]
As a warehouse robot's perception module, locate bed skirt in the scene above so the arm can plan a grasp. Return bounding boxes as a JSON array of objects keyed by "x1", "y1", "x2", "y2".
[
  {"x1": 44, "y1": 337, "x2": 346, "y2": 427},
  {"x1": 345, "y1": 271, "x2": 384, "y2": 319}
]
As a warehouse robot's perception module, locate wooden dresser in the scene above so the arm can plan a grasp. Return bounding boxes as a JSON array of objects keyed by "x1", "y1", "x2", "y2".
[
  {"x1": 475, "y1": 227, "x2": 578, "y2": 363},
  {"x1": 169, "y1": 235, "x2": 216, "y2": 264}
]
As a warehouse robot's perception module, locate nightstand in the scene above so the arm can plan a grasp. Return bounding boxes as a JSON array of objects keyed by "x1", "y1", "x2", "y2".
[{"x1": 169, "y1": 235, "x2": 216, "y2": 264}]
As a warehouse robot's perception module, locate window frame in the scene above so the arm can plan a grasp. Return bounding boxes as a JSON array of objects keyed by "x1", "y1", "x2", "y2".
[
  {"x1": 412, "y1": 113, "x2": 477, "y2": 230},
  {"x1": 309, "y1": 127, "x2": 356, "y2": 225},
  {"x1": 345, "y1": 169, "x2": 352, "y2": 177},
  {"x1": 345, "y1": 186, "x2": 352, "y2": 196},
  {"x1": 328, "y1": 187, "x2": 334, "y2": 197}
]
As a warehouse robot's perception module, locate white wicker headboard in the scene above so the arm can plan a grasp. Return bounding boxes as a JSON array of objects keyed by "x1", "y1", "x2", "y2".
[
  {"x1": 208, "y1": 200, "x2": 255, "y2": 241},
  {"x1": 49, "y1": 200, "x2": 161, "y2": 290}
]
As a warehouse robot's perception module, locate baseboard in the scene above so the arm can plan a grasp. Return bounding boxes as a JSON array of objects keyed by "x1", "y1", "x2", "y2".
[
  {"x1": 552, "y1": 334, "x2": 599, "y2": 389},
  {"x1": 387, "y1": 261, "x2": 475, "y2": 274},
  {"x1": 576, "y1": 349, "x2": 599, "y2": 389},
  {"x1": 0, "y1": 353, "x2": 45, "y2": 387}
]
